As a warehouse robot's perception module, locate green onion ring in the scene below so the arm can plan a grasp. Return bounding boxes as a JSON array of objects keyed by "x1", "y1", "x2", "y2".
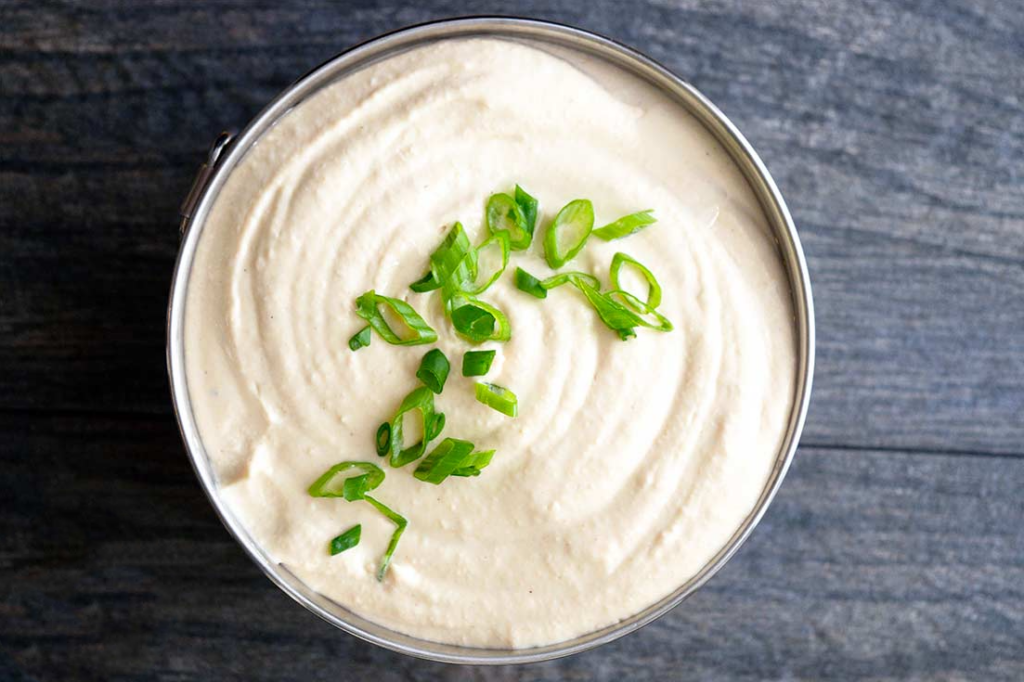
[
  {"x1": 355, "y1": 290, "x2": 437, "y2": 346},
  {"x1": 610, "y1": 252, "x2": 662, "y2": 309}
]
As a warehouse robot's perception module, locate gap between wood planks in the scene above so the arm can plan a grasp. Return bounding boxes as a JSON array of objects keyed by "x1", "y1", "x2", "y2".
[{"x1": 1, "y1": 405, "x2": 1020, "y2": 460}]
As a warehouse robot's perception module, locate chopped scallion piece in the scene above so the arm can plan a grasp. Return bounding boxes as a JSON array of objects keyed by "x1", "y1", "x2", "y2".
[
  {"x1": 540, "y1": 271, "x2": 601, "y2": 291},
  {"x1": 386, "y1": 386, "x2": 438, "y2": 468},
  {"x1": 543, "y1": 199, "x2": 594, "y2": 268},
  {"x1": 427, "y1": 412, "x2": 446, "y2": 441},
  {"x1": 514, "y1": 267, "x2": 547, "y2": 299},
  {"x1": 462, "y1": 350, "x2": 496, "y2": 376},
  {"x1": 430, "y1": 222, "x2": 477, "y2": 295},
  {"x1": 413, "y1": 437, "x2": 475, "y2": 485},
  {"x1": 375, "y1": 422, "x2": 391, "y2": 457},
  {"x1": 452, "y1": 449, "x2": 495, "y2": 477},
  {"x1": 486, "y1": 193, "x2": 531, "y2": 250},
  {"x1": 415, "y1": 348, "x2": 450, "y2": 394},
  {"x1": 308, "y1": 461, "x2": 385, "y2": 501},
  {"x1": 329, "y1": 525, "x2": 361, "y2": 555},
  {"x1": 475, "y1": 382, "x2": 518, "y2": 417},
  {"x1": 610, "y1": 252, "x2": 662, "y2": 309},
  {"x1": 409, "y1": 271, "x2": 440, "y2": 293},
  {"x1": 514, "y1": 185, "x2": 539, "y2": 242},
  {"x1": 452, "y1": 448, "x2": 495, "y2": 475},
  {"x1": 463, "y1": 231, "x2": 510, "y2": 295},
  {"x1": 592, "y1": 210, "x2": 657, "y2": 241},
  {"x1": 448, "y1": 296, "x2": 511, "y2": 343},
  {"x1": 355, "y1": 290, "x2": 437, "y2": 346},
  {"x1": 452, "y1": 302, "x2": 494, "y2": 338},
  {"x1": 363, "y1": 495, "x2": 407, "y2": 581},
  {"x1": 606, "y1": 290, "x2": 674, "y2": 332},
  {"x1": 571, "y1": 279, "x2": 641, "y2": 341},
  {"x1": 348, "y1": 326, "x2": 372, "y2": 351}
]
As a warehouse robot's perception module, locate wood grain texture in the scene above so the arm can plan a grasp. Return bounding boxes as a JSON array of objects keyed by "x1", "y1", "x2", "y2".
[
  {"x1": 1, "y1": 413, "x2": 1022, "y2": 681},
  {"x1": 2, "y1": 0, "x2": 1023, "y2": 679}
]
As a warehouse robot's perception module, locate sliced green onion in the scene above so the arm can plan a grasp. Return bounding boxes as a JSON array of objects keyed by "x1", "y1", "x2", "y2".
[
  {"x1": 543, "y1": 199, "x2": 594, "y2": 268},
  {"x1": 514, "y1": 185, "x2": 539, "y2": 241},
  {"x1": 375, "y1": 422, "x2": 390, "y2": 457},
  {"x1": 308, "y1": 461, "x2": 385, "y2": 502},
  {"x1": 355, "y1": 290, "x2": 437, "y2": 346},
  {"x1": 413, "y1": 437, "x2": 475, "y2": 485},
  {"x1": 610, "y1": 252, "x2": 662, "y2": 309},
  {"x1": 462, "y1": 349, "x2": 496, "y2": 376},
  {"x1": 409, "y1": 271, "x2": 440, "y2": 293},
  {"x1": 463, "y1": 231, "x2": 510, "y2": 296},
  {"x1": 452, "y1": 303, "x2": 494, "y2": 339},
  {"x1": 540, "y1": 271, "x2": 600, "y2": 291},
  {"x1": 475, "y1": 382, "x2": 518, "y2": 417},
  {"x1": 427, "y1": 412, "x2": 446, "y2": 441},
  {"x1": 571, "y1": 279, "x2": 641, "y2": 340},
  {"x1": 592, "y1": 209, "x2": 656, "y2": 241},
  {"x1": 448, "y1": 296, "x2": 511, "y2": 343},
  {"x1": 606, "y1": 290, "x2": 674, "y2": 332},
  {"x1": 430, "y1": 222, "x2": 477, "y2": 295},
  {"x1": 452, "y1": 449, "x2": 495, "y2": 477},
  {"x1": 514, "y1": 267, "x2": 547, "y2": 299},
  {"x1": 348, "y1": 326, "x2": 372, "y2": 351},
  {"x1": 387, "y1": 386, "x2": 438, "y2": 468},
  {"x1": 486, "y1": 193, "x2": 531, "y2": 250},
  {"x1": 363, "y1": 495, "x2": 407, "y2": 581},
  {"x1": 415, "y1": 348, "x2": 450, "y2": 394},
  {"x1": 329, "y1": 525, "x2": 361, "y2": 555}
]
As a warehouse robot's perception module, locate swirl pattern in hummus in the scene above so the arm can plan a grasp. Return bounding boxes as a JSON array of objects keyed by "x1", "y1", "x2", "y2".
[{"x1": 184, "y1": 38, "x2": 797, "y2": 648}]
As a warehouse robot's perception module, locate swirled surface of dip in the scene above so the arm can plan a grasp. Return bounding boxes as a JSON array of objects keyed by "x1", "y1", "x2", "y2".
[{"x1": 184, "y1": 37, "x2": 797, "y2": 648}]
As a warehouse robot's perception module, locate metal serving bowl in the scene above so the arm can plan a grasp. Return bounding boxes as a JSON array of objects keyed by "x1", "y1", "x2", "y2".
[{"x1": 167, "y1": 16, "x2": 815, "y2": 665}]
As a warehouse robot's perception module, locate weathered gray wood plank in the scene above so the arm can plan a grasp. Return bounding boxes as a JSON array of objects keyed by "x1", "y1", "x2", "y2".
[
  {"x1": 1, "y1": 0, "x2": 1022, "y2": 454},
  {"x1": 1, "y1": 413, "x2": 1021, "y2": 680}
]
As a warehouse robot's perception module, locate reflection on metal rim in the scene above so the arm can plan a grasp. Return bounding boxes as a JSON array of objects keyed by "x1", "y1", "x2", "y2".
[{"x1": 166, "y1": 16, "x2": 815, "y2": 666}]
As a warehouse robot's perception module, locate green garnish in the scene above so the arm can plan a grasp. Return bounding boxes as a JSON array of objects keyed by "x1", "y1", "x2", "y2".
[
  {"x1": 610, "y1": 252, "x2": 662, "y2": 309},
  {"x1": 486, "y1": 193, "x2": 531, "y2": 251},
  {"x1": 409, "y1": 271, "x2": 440, "y2": 293},
  {"x1": 385, "y1": 386, "x2": 439, "y2": 467},
  {"x1": 463, "y1": 231, "x2": 510, "y2": 295},
  {"x1": 448, "y1": 296, "x2": 511, "y2": 343},
  {"x1": 607, "y1": 290, "x2": 674, "y2": 331},
  {"x1": 363, "y1": 495, "x2": 407, "y2": 581},
  {"x1": 571, "y1": 278, "x2": 640, "y2": 340},
  {"x1": 514, "y1": 185, "x2": 539, "y2": 241},
  {"x1": 308, "y1": 461, "x2": 385, "y2": 501},
  {"x1": 375, "y1": 422, "x2": 390, "y2": 457},
  {"x1": 514, "y1": 267, "x2": 547, "y2": 299},
  {"x1": 355, "y1": 290, "x2": 437, "y2": 346},
  {"x1": 329, "y1": 525, "x2": 361, "y2": 555},
  {"x1": 413, "y1": 437, "x2": 475, "y2": 484},
  {"x1": 348, "y1": 326, "x2": 372, "y2": 351},
  {"x1": 430, "y1": 222, "x2": 477, "y2": 295},
  {"x1": 462, "y1": 350, "x2": 496, "y2": 376},
  {"x1": 544, "y1": 199, "x2": 594, "y2": 268},
  {"x1": 541, "y1": 271, "x2": 601, "y2": 291},
  {"x1": 427, "y1": 412, "x2": 446, "y2": 440},
  {"x1": 413, "y1": 440, "x2": 497, "y2": 484},
  {"x1": 308, "y1": 462, "x2": 406, "y2": 580},
  {"x1": 592, "y1": 210, "x2": 657, "y2": 241},
  {"x1": 475, "y1": 382, "x2": 518, "y2": 417},
  {"x1": 415, "y1": 348, "x2": 450, "y2": 394},
  {"x1": 453, "y1": 449, "x2": 495, "y2": 477}
]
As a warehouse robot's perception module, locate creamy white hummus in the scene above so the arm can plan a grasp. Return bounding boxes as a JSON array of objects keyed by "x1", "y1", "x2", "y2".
[{"x1": 183, "y1": 37, "x2": 797, "y2": 648}]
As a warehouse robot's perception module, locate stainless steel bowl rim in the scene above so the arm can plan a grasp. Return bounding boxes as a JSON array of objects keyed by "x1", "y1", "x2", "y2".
[{"x1": 166, "y1": 16, "x2": 816, "y2": 666}]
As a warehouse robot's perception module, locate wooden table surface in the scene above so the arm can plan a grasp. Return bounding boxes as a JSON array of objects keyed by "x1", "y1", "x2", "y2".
[{"x1": 2, "y1": 1, "x2": 1022, "y2": 679}]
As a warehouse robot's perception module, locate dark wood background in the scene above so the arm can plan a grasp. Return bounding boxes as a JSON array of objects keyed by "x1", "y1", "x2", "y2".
[{"x1": 2, "y1": 1, "x2": 1022, "y2": 680}]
